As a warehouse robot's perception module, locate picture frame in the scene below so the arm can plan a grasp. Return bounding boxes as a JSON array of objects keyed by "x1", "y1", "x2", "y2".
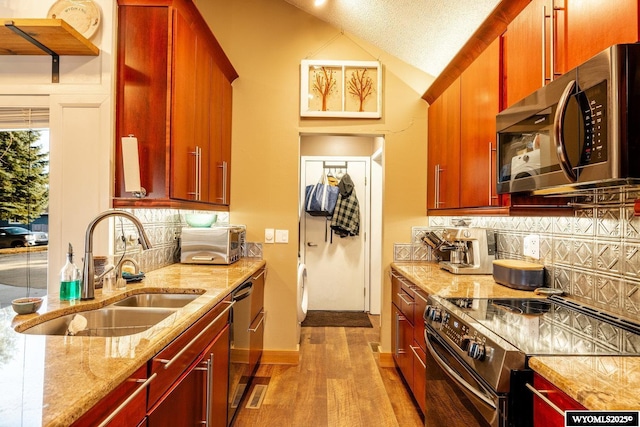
[{"x1": 300, "y1": 60, "x2": 382, "y2": 118}]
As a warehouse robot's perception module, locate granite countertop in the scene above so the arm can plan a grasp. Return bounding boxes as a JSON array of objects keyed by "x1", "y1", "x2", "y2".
[
  {"x1": 391, "y1": 261, "x2": 543, "y2": 299},
  {"x1": 0, "y1": 258, "x2": 266, "y2": 427},
  {"x1": 391, "y1": 261, "x2": 640, "y2": 412},
  {"x1": 528, "y1": 356, "x2": 640, "y2": 411}
]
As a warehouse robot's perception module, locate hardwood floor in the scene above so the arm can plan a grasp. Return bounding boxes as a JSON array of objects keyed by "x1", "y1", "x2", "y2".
[{"x1": 233, "y1": 315, "x2": 424, "y2": 427}]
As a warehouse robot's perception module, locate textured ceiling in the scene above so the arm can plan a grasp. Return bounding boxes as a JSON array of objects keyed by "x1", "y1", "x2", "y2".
[{"x1": 284, "y1": 0, "x2": 501, "y2": 78}]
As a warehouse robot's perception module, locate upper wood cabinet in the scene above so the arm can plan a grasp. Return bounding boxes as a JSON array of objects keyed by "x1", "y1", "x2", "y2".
[
  {"x1": 460, "y1": 38, "x2": 500, "y2": 208},
  {"x1": 504, "y1": 0, "x2": 639, "y2": 109},
  {"x1": 564, "y1": 0, "x2": 639, "y2": 70},
  {"x1": 427, "y1": 39, "x2": 500, "y2": 213},
  {"x1": 114, "y1": 0, "x2": 237, "y2": 210},
  {"x1": 427, "y1": 78, "x2": 460, "y2": 210},
  {"x1": 503, "y1": 0, "x2": 566, "y2": 108}
]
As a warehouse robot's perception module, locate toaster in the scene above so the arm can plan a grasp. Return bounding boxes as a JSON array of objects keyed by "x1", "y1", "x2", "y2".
[{"x1": 180, "y1": 225, "x2": 245, "y2": 265}]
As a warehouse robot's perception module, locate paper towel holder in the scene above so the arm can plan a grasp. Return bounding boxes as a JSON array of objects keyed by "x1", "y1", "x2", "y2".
[{"x1": 122, "y1": 134, "x2": 147, "y2": 198}]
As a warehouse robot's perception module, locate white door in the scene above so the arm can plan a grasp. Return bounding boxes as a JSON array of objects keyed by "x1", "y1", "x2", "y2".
[{"x1": 301, "y1": 157, "x2": 369, "y2": 311}]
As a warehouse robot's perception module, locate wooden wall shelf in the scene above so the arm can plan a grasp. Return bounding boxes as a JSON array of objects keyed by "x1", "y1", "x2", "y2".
[{"x1": 0, "y1": 18, "x2": 99, "y2": 82}]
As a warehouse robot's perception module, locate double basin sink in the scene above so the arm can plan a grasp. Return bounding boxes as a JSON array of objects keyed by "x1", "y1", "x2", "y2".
[{"x1": 20, "y1": 293, "x2": 202, "y2": 337}]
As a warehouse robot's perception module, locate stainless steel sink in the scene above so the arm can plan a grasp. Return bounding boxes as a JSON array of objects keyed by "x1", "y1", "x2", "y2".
[
  {"x1": 112, "y1": 293, "x2": 200, "y2": 308},
  {"x1": 20, "y1": 307, "x2": 177, "y2": 337}
]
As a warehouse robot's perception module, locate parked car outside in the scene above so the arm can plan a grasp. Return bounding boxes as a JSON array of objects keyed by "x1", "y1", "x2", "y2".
[{"x1": 0, "y1": 227, "x2": 48, "y2": 248}]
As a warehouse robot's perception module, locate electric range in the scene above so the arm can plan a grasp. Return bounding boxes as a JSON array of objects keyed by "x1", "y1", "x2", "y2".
[{"x1": 423, "y1": 295, "x2": 640, "y2": 427}]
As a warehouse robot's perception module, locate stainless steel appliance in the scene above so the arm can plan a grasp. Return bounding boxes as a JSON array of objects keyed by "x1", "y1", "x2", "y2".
[
  {"x1": 180, "y1": 225, "x2": 245, "y2": 265},
  {"x1": 229, "y1": 281, "x2": 252, "y2": 425},
  {"x1": 437, "y1": 227, "x2": 496, "y2": 275},
  {"x1": 423, "y1": 296, "x2": 640, "y2": 426},
  {"x1": 496, "y1": 44, "x2": 640, "y2": 195}
]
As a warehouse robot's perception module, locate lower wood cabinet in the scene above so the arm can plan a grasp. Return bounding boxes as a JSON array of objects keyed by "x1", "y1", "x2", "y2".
[
  {"x1": 148, "y1": 325, "x2": 230, "y2": 427},
  {"x1": 148, "y1": 296, "x2": 233, "y2": 426},
  {"x1": 73, "y1": 295, "x2": 233, "y2": 427},
  {"x1": 530, "y1": 372, "x2": 586, "y2": 427},
  {"x1": 391, "y1": 269, "x2": 427, "y2": 415},
  {"x1": 71, "y1": 365, "x2": 148, "y2": 427}
]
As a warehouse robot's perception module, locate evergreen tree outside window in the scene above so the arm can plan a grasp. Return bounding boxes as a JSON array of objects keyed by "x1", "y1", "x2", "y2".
[{"x1": 0, "y1": 130, "x2": 49, "y2": 224}]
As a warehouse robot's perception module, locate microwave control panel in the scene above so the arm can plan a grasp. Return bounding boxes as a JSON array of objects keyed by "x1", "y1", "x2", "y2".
[{"x1": 579, "y1": 80, "x2": 608, "y2": 166}]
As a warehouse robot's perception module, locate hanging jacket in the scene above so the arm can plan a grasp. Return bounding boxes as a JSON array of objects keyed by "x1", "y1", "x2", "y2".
[{"x1": 330, "y1": 173, "x2": 360, "y2": 237}]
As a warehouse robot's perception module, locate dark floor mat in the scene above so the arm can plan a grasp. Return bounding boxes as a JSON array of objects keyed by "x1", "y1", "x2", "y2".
[{"x1": 301, "y1": 310, "x2": 372, "y2": 328}]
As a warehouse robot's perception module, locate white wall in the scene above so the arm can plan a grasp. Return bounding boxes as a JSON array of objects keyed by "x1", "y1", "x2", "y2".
[{"x1": 0, "y1": 0, "x2": 116, "y2": 291}]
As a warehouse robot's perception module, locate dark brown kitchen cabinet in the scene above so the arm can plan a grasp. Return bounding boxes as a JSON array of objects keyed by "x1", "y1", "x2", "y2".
[
  {"x1": 114, "y1": 0, "x2": 237, "y2": 210},
  {"x1": 71, "y1": 365, "x2": 148, "y2": 427},
  {"x1": 428, "y1": 39, "x2": 500, "y2": 213},
  {"x1": 564, "y1": 0, "x2": 639, "y2": 70},
  {"x1": 530, "y1": 372, "x2": 586, "y2": 427},
  {"x1": 459, "y1": 38, "x2": 500, "y2": 208},
  {"x1": 147, "y1": 295, "x2": 232, "y2": 425},
  {"x1": 503, "y1": 0, "x2": 562, "y2": 108},
  {"x1": 427, "y1": 77, "x2": 460, "y2": 210},
  {"x1": 504, "y1": 0, "x2": 639, "y2": 109},
  {"x1": 148, "y1": 325, "x2": 230, "y2": 427},
  {"x1": 391, "y1": 269, "x2": 426, "y2": 415}
]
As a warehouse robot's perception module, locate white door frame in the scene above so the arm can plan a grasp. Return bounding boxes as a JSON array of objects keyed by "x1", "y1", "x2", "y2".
[{"x1": 300, "y1": 155, "x2": 371, "y2": 312}]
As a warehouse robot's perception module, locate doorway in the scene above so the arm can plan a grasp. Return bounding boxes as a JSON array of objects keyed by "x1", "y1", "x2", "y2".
[{"x1": 299, "y1": 134, "x2": 383, "y2": 314}]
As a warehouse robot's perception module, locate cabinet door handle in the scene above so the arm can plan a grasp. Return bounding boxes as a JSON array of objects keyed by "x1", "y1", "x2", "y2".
[
  {"x1": 162, "y1": 301, "x2": 234, "y2": 370},
  {"x1": 409, "y1": 345, "x2": 426, "y2": 369},
  {"x1": 488, "y1": 142, "x2": 497, "y2": 205},
  {"x1": 543, "y1": 2, "x2": 564, "y2": 84},
  {"x1": 252, "y1": 268, "x2": 266, "y2": 280},
  {"x1": 395, "y1": 313, "x2": 406, "y2": 356},
  {"x1": 188, "y1": 146, "x2": 202, "y2": 200},
  {"x1": 394, "y1": 312, "x2": 400, "y2": 356},
  {"x1": 542, "y1": 5, "x2": 548, "y2": 85},
  {"x1": 217, "y1": 161, "x2": 228, "y2": 204},
  {"x1": 205, "y1": 353, "x2": 214, "y2": 427},
  {"x1": 434, "y1": 164, "x2": 443, "y2": 208},
  {"x1": 397, "y1": 292, "x2": 415, "y2": 306},
  {"x1": 249, "y1": 311, "x2": 265, "y2": 332},
  {"x1": 525, "y1": 383, "x2": 565, "y2": 416},
  {"x1": 97, "y1": 372, "x2": 158, "y2": 427}
]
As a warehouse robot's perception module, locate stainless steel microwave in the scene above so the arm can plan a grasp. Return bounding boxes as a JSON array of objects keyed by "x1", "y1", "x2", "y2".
[
  {"x1": 496, "y1": 44, "x2": 640, "y2": 195},
  {"x1": 180, "y1": 225, "x2": 245, "y2": 265}
]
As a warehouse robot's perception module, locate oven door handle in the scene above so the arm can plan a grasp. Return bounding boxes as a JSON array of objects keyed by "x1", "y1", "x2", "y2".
[{"x1": 424, "y1": 329, "x2": 497, "y2": 410}]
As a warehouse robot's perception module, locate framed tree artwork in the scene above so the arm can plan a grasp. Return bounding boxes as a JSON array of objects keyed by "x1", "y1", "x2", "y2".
[{"x1": 300, "y1": 60, "x2": 382, "y2": 118}]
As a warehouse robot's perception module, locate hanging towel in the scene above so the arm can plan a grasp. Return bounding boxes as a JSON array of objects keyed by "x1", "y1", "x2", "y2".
[{"x1": 330, "y1": 173, "x2": 360, "y2": 238}]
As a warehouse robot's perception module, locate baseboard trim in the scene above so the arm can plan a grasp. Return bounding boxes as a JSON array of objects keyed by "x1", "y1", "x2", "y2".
[
  {"x1": 378, "y1": 352, "x2": 395, "y2": 368},
  {"x1": 261, "y1": 349, "x2": 299, "y2": 365}
]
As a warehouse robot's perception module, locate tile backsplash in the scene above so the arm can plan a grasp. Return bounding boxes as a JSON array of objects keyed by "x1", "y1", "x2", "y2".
[
  {"x1": 397, "y1": 188, "x2": 640, "y2": 321},
  {"x1": 109, "y1": 208, "x2": 265, "y2": 273}
]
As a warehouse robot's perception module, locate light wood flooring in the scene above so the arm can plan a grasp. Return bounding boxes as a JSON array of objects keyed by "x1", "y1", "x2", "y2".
[{"x1": 233, "y1": 315, "x2": 424, "y2": 427}]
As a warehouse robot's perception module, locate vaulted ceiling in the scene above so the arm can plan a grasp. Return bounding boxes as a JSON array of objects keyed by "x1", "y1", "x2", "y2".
[{"x1": 284, "y1": 0, "x2": 501, "y2": 78}]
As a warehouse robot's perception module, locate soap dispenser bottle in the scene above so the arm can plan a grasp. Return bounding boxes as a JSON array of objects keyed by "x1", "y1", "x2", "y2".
[{"x1": 60, "y1": 243, "x2": 81, "y2": 301}]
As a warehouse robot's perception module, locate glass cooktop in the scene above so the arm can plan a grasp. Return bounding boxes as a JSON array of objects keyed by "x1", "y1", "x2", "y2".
[{"x1": 443, "y1": 297, "x2": 640, "y2": 356}]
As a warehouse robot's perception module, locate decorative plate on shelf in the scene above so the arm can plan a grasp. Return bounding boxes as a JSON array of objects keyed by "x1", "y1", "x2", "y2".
[{"x1": 47, "y1": 0, "x2": 101, "y2": 40}]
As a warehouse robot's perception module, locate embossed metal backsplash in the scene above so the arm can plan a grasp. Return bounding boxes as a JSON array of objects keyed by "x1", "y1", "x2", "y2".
[
  {"x1": 110, "y1": 209, "x2": 232, "y2": 273},
  {"x1": 399, "y1": 188, "x2": 640, "y2": 321}
]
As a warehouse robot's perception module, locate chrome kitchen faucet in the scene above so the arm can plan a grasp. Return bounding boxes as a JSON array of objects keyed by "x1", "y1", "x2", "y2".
[{"x1": 81, "y1": 210, "x2": 152, "y2": 300}]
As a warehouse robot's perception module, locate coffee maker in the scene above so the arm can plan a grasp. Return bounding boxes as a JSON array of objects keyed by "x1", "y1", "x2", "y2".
[{"x1": 437, "y1": 227, "x2": 496, "y2": 274}]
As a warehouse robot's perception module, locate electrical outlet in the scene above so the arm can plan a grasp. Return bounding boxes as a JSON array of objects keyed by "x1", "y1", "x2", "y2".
[{"x1": 523, "y1": 234, "x2": 540, "y2": 259}]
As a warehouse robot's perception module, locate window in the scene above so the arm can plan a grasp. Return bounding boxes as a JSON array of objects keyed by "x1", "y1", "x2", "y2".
[{"x1": 0, "y1": 108, "x2": 49, "y2": 307}]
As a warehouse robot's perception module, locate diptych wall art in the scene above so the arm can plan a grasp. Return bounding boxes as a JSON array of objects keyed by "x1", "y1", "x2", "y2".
[{"x1": 300, "y1": 60, "x2": 382, "y2": 118}]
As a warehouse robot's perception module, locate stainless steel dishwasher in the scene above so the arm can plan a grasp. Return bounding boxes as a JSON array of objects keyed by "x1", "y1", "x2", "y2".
[{"x1": 228, "y1": 280, "x2": 252, "y2": 425}]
